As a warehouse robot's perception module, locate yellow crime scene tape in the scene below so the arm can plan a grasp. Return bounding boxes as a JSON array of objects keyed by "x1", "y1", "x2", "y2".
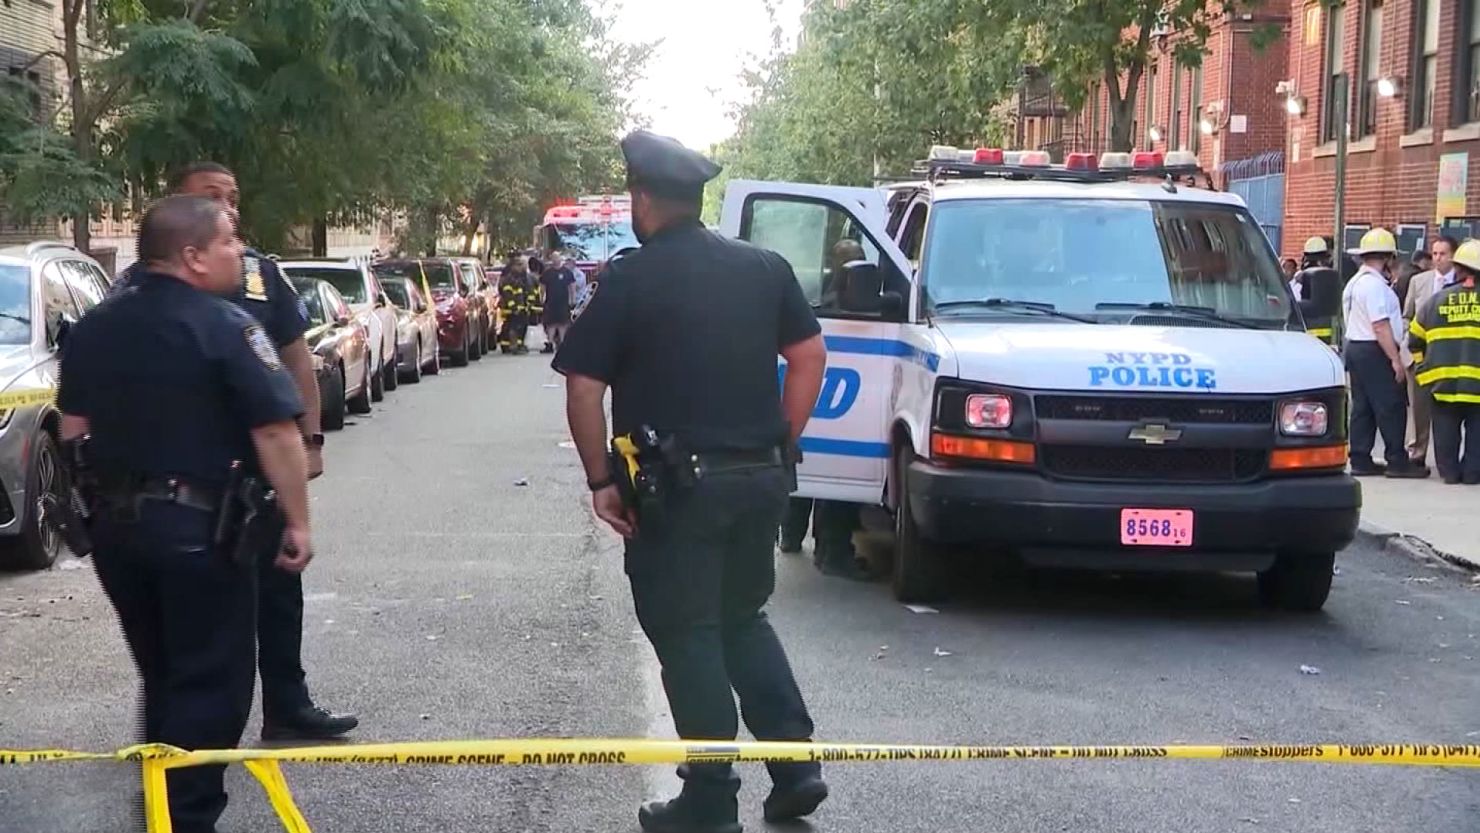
[
  {"x1": 3, "y1": 739, "x2": 1477, "y2": 833},
  {"x1": 0, "y1": 386, "x2": 56, "y2": 409}
]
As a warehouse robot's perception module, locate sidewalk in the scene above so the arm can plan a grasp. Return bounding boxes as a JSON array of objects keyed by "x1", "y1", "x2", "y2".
[{"x1": 1359, "y1": 435, "x2": 1480, "y2": 570}]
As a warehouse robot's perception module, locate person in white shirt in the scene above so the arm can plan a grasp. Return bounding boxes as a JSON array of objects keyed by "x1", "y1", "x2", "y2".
[
  {"x1": 1343, "y1": 228, "x2": 1430, "y2": 478},
  {"x1": 1401, "y1": 235, "x2": 1458, "y2": 465}
]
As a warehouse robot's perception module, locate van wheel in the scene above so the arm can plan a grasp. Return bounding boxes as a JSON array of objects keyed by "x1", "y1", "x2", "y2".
[
  {"x1": 891, "y1": 447, "x2": 946, "y2": 603},
  {"x1": 0, "y1": 432, "x2": 65, "y2": 570},
  {"x1": 322, "y1": 368, "x2": 346, "y2": 430},
  {"x1": 1257, "y1": 551, "x2": 1335, "y2": 612}
]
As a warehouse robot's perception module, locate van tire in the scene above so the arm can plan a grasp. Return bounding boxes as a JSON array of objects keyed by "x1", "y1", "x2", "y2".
[
  {"x1": 1256, "y1": 551, "x2": 1334, "y2": 612},
  {"x1": 891, "y1": 447, "x2": 946, "y2": 603}
]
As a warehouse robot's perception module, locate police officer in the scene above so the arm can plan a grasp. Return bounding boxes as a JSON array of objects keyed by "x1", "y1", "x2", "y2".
[
  {"x1": 59, "y1": 196, "x2": 313, "y2": 833},
  {"x1": 1343, "y1": 228, "x2": 1429, "y2": 478},
  {"x1": 555, "y1": 130, "x2": 831, "y2": 833},
  {"x1": 1293, "y1": 236, "x2": 1340, "y2": 345},
  {"x1": 1409, "y1": 239, "x2": 1480, "y2": 484},
  {"x1": 113, "y1": 162, "x2": 357, "y2": 740}
]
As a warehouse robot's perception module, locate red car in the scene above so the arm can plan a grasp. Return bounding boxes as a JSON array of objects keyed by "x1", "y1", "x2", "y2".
[{"x1": 373, "y1": 259, "x2": 477, "y2": 367}]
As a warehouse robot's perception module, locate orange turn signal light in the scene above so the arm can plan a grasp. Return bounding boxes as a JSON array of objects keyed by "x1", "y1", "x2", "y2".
[
  {"x1": 930, "y1": 433, "x2": 1036, "y2": 464},
  {"x1": 1269, "y1": 444, "x2": 1348, "y2": 471}
]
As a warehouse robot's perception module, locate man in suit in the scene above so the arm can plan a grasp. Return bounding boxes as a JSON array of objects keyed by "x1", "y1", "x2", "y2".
[{"x1": 1403, "y1": 236, "x2": 1459, "y2": 465}]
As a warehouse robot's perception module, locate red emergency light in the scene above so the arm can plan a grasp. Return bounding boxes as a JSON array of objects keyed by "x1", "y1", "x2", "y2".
[
  {"x1": 1131, "y1": 151, "x2": 1165, "y2": 170},
  {"x1": 973, "y1": 148, "x2": 1004, "y2": 165},
  {"x1": 1064, "y1": 153, "x2": 1098, "y2": 171}
]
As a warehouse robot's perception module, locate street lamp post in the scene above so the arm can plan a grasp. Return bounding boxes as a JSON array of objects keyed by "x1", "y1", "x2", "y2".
[{"x1": 1331, "y1": 72, "x2": 1350, "y2": 347}]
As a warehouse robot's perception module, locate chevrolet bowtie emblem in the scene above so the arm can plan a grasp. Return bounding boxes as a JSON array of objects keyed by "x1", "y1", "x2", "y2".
[{"x1": 1128, "y1": 424, "x2": 1182, "y2": 445}]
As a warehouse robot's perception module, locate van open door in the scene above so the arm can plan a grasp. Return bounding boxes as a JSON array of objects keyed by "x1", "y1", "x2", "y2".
[{"x1": 721, "y1": 179, "x2": 915, "y2": 505}]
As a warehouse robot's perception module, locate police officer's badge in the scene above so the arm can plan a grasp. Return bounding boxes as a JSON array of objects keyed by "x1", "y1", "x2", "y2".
[
  {"x1": 245, "y1": 324, "x2": 282, "y2": 369},
  {"x1": 243, "y1": 257, "x2": 268, "y2": 300}
]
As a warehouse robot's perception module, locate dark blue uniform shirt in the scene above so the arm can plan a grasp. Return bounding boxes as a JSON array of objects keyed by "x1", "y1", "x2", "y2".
[
  {"x1": 113, "y1": 247, "x2": 309, "y2": 348},
  {"x1": 59, "y1": 271, "x2": 304, "y2": 486}
]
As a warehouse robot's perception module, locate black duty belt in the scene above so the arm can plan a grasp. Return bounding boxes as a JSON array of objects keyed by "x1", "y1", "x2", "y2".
[
  {"x1": 691, "y1": 447, "x2": 784, "y2": 477},
  {"x1": 98, "y1": 477, "x2": 222, "y2": 514}
]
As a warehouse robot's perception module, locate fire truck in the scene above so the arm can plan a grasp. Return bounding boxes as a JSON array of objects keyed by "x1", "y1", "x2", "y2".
[{"x1": 533, "y1": 195, "x2": 639, "y2": 274}]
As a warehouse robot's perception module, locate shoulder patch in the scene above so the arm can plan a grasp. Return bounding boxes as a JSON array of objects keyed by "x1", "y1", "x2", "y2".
[
  {"x1": 243, "y1": 257, "x2": 268, "y2": 300},
  {"x1": 245, "y1": 323, "x2": 283, "y2": 369}
]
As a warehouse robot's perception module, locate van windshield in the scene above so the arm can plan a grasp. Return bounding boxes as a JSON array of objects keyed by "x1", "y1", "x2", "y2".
[{"x1": 921, "y1": 198, "x2": 1292, "y2": 327}]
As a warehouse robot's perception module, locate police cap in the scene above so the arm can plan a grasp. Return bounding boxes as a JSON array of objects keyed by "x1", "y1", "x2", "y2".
[{"x1": 621, "y1": 130, "x2": 721, "y2": 200}]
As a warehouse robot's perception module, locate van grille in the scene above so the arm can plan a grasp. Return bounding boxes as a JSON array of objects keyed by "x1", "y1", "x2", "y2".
[
  {"x1": 1040, "y1": 445, "x2": 1267, "y2": 483},
  {"x1": 1035, "y1": 395, "x2": 1273, "y2": 425}
]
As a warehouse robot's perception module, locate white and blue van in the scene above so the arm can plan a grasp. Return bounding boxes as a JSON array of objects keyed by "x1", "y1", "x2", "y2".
[{"x1": 720, "y1": 148, "x2": 1359, "y2": 612}]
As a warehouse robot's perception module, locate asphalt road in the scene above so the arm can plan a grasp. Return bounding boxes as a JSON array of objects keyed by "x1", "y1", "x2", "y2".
[{"x1": 2, "y1": 348, "x2": 1477, "y2": 833}]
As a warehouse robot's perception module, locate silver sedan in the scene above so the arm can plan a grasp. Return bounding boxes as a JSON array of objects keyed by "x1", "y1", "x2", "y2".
[{"x1": 377, "y1": 277, "x2": 439, "y2": 382}]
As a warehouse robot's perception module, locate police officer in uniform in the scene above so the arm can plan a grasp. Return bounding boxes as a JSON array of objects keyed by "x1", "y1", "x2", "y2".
[
  {"x1": 1293, "y1": 236, "x2": 1340, "y2": 346},
  {"x1": 59, "y1": 196, "x2": 314, "y2": 833},
  {"x1": 112, "y1": 162, "x2": 357, "y2": 740},
  {"x1": 555, "y1": 130, "x2": 831, "y2": 833},
  {"x1": 1409, "y1": 239, "x2": 1480, "y2": 484},
  {"x1": 1343, "y1": 228, "x2": 1429, "y2": 478}
]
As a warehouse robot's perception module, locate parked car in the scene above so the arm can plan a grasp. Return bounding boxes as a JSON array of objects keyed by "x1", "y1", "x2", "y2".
[
  {"x1": 451, "y1": 257, "x2": 493, "y2": 359},
  {"x1": 0, "y1": 242, "x2": 111, "y2": 570},
  {"x1": 375, "y1": 259, "x2": 475, "y2": 367},
  {"x1": 280, "y1": 259, "x2": 399, "y2": 401},
  {"x1": 377, "y1": 276, "x2": 439, "y2": 383},
  {"x1": 291, "y1": 277, "x2": 372, "y2": 430}
]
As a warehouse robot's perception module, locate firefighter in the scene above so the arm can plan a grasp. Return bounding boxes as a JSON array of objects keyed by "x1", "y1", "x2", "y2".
[
  {"x1": 498, "y1": 255, "x2": 530, "y2": 354},
  {"x1": 1409, "y1": 239, "x2": 1480, "y2": 485},
  {"x1": 1294, "y1": 236, "x2": 1340, "y2": 346}
]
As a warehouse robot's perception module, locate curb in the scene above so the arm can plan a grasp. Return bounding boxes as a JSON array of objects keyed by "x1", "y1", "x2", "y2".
[{"x1": 1355, "y1": 520, "x2": 1479, "y2": 573}]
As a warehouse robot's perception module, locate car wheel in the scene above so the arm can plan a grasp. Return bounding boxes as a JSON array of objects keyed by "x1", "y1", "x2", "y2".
[
  {"x1": 449, "y1": 335, "x2": 469, "y2": 367},
  {"x1": 0, "y1": 431, "x2": 66, "y2": 570},
  {"x1": 322, "y1": 367, "x2": 347, "y2": 430},
  {"x1": 402, "y1": 344, "x2": 422, "y2": 384},
  {"x1": 469, "y1": 327, "x2": 483, "y2": 361},
  {"x1": 348, "y1": 362, "x2": 373, "y2": 414},
  {"x1": 891, "y1": 445, "x2": 947, "y2": 603},
  {"x1": 370, "y1": 356, "x2": 386, "y2": 402},
  {"x1": 383, "y1": 349, "x2": 399, "y2": 391},
  {"x1": 1257, "y1": 551, "x2": 1335, "y2": 612},
  {"x1": 425, "y1": 341, "x2": 441, "y2": 375}
]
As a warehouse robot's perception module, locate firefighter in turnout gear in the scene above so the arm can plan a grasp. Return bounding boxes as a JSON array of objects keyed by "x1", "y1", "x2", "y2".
[
  {"x1": 1294, "y1": 236, "x2": 1340, "y2": 346},
  {"x1": 498, "y1": 255, "x2": 533, "y2": 354},
  {"x1": 1408, "y1": 239, "x2": 1480, "y2": 484}
]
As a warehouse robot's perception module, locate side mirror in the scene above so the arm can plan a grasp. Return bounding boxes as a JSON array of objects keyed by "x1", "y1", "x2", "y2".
[
  {"x1": 375, "y1": 295, "x2": 387, "y2": 308},
  {"x1": 54, "y1": 316, "x2": 73, "y2": 350},
  {"x1": 1302, "y1": 267, "x2": 1342, "y2": 320},
  {"x1": 335, "y1": 314, "x2": 351, "y2": 327},
  {"x1": 879, "y1": 291, "x2": 906, "y2": 321}
]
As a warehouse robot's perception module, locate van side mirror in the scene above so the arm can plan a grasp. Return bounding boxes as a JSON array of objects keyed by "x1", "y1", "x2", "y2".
[
  {"x1": 1301, "y1": 267, "x2": 1342, "y2": 320},
  {"x1": 879, "y1": 291, "x2": 906, "y2": 321}
]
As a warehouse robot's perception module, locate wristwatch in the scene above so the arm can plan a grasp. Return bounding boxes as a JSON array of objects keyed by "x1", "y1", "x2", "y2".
[{"x1": 304, "y1": 433, "x2": 325, "y2": 448}]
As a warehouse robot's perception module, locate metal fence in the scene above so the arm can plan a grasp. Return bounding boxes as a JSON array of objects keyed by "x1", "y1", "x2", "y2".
[{"x1": 1221, "y1": 152, "x2": 1285, "y2": 253}]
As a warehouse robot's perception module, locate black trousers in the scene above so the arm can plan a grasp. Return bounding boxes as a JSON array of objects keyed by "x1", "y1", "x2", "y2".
[
  {"x1": 780, "y1": 498, "x2": 858, "y2": 562},
  {"x1": 497, "y1": 313, "x2": 527, "y2": 351},
  {"x1": 1431, "y1": 400, "x2": 1480, "y2": 481},
  {"x1": 92, "y1": 502, "x2": 256, "y2": 833},
  {"x1": 627, "y1": 467, "x2": 819, "y2": 799},
  {"x1": 256, "y1": 511, "x2": 310, "y2": 720},
  {"x1": 1346, "y1": 341, "x2": 1409, "y2": 467}
]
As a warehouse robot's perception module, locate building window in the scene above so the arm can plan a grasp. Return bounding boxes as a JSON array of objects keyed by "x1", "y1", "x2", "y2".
[
  {"x1": 1410, "y1": 0, "x2": 1439, "y2": 128},
  {"x1": 1461, "y1": 0, "x2": 1480, "y2": 123},
  {"x1": 1190, "y1": 63, "x2": 1203, "y2": 154},
  {"x1": 1171, "y1": 61, "x2": 1184, "y2": 149},
  {"x1": 1145, "y1": 61, "x2": 1158, "y2": 147},
  {"x1": 1323, "y1": 1, "x2": 1347, "y2": 143},
  {"x1": 1357, "y1": 0, "x2": 1382, "y2": 137}
]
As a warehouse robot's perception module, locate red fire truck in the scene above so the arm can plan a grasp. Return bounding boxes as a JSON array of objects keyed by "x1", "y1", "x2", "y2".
[{"x1": 533, "y1": 195, "x2": 638, "y2": 275}]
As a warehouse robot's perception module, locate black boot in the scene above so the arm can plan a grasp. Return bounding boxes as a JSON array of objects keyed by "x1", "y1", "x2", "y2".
[
  {"x1": 638, "y1": 792, "x2": 741, "y2": 833},
  {"x1": 262, "y1": 704, "x2": 359, "y2": 741},
  {"x1": 763, "y1": 775, "x2": 829, "y2": 823}
]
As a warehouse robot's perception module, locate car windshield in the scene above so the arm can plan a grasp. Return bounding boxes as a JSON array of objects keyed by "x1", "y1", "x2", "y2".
[
  {"x1": 380, "y1": 280, "x2": 410, "y2": 309},
  {"x1": 421, "y1": 262, "x2": 457, "y2": 291},
  {"x1": 545, "y1": 221, "x2": 639, "y2": 262},
  {"x1": 293, "y1": 283, "x2": 327, "y2": 326},
  {"x1": 284, "y1": 266, "x2": 366, "y2": 303},
  {"x1": 0, "y1": 265, "x2": 31, "y2": 344},
  {"x1": 922, "y1": 198, "x2": 1292, "y2": 327}
]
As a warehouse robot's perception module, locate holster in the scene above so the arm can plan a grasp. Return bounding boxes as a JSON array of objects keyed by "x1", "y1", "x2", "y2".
[
  {"x1": 222, "y1": 476, "x2": 279, "y2": 568},
  {"x1": 58, "y1": 437, "x2": 95, "y2": 558}
]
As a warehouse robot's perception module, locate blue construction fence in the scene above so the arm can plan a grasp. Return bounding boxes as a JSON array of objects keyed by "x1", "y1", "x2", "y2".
[{"x1": 1221, "y1": 152, "x2": 1285, "y2": 254}]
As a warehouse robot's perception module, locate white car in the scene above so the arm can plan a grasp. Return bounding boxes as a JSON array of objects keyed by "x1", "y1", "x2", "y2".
[
  {"x1": 721, "y1": 148, "x2": 1357, "y2": 612},
  {"x1": 280, "y1": 259, "x2": 400, "y2": 401}
]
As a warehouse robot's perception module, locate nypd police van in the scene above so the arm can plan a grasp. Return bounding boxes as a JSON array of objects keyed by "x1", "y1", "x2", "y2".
[{"x1": 720, "y1": 147, "x2": 1358, "y2": 612}]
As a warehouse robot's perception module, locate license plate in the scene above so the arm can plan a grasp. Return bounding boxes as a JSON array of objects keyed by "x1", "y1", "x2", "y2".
[{"x1": 1119, "y1": 509, "x2": 1194, "y2": 547}]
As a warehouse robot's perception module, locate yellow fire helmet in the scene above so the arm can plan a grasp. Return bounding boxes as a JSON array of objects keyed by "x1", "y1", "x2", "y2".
[
  {"x1": 1350, "y1": 227, "x2": 1397, "y2": 256},
  {"x1": 1452, "y1": 239, "x2": 1480, "y2": 274},
  {"x1": 1302, "y1": 236, "x2": 1330, "y2": 255}
]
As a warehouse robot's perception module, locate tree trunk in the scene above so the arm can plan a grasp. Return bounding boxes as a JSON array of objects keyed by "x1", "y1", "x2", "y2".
[
  {"x1": 63, "y1": 1, "x2": 91, "y2": 252},
  {"x1": 460, "y1": 216, "x2": 479, "y2": 256},
  {"x1": 312, "y1": 218, "x2": 328, "y2": 257}
]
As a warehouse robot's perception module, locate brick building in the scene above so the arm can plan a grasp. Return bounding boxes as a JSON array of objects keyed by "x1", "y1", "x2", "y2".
[{"x1": 1282, "y1": 0, "x2": 1480, "y2": 261}]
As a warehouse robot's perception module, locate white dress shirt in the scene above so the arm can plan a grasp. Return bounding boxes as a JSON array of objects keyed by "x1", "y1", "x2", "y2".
[{"x1": 1342, "y1": 265, "x2": 1404, "y2": 344}]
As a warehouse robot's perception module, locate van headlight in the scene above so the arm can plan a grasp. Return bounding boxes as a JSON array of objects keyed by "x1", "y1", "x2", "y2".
[
  {"x1": 965, "y1": 394, "x2": 1013, "y2": 429},
  {"x1": 1278, "y1": 400, "x2": 1329, "y2": 436}
]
